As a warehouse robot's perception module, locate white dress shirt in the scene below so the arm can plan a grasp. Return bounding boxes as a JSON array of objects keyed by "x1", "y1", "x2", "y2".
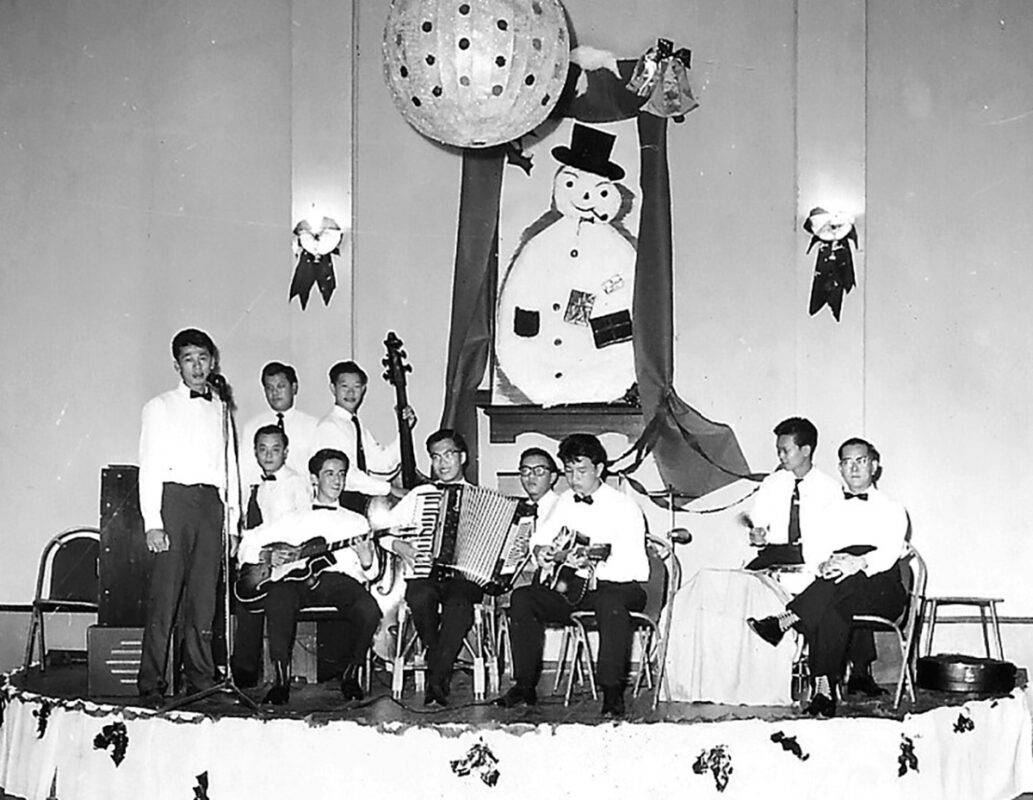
[
  {"x1": 749, "y1": 467, "x2": 842, "y2": 545},
  {"x1": 532, "y1": 483, "x2": 649, "y2": 583},
  {"x1": 803, "y1": 486, "x2": 908, "y2": 576},
  {"x1": 240, "y1": 406, "x2": 319, "y2": 487},
  {"x1": 312, "y1": 406, "x2": 402, "y2": 496},
  {"x1": 139, "y1": 382, "x2": 240, "y2": 531},
  {"x1": 246, "y1": 464, "x2": 312, "y2": 526},
  {"x1": 530, "y1": 488, "x2": 561, "y2": 522},
  {"x1": 237, "y1": 505, "x2": 379, "y2": 583}
]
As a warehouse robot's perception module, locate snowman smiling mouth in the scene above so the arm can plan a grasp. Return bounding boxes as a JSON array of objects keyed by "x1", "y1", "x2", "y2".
[{"x1": 573, "y1": 204, "x2": 609, "y2": 223}]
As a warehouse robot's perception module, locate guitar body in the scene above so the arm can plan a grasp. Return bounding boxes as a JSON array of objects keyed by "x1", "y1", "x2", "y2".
[
  {"x1": 234, "y1": 534, "x2": 372, "y2": 604},
  {"x1": 544, "y1": 564, "x2": 593, "y2": 605}
]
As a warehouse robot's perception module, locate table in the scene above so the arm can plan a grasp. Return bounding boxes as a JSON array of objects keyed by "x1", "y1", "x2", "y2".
[{"x1": 661, "y1": 568, "x2": 798, "y2": 706}]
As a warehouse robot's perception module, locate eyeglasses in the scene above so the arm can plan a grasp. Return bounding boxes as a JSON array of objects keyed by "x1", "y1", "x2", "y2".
[
  {"x1": 839, "y1": 456, "x2": 871, "y2": 468},
  {"x1": 519, "y1": 465, "x2": 553, "y2": 477},
  {"x1": 429, "y1": 449, "x2": 462, "y2": 461}
]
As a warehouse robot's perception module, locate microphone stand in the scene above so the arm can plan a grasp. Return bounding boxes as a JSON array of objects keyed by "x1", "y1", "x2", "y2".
[
  {"x1": 650, "y1": 485, "x2": 693, "y2": 711},
  {"x1": 163, "y1": 376, "x2": 259, "y2": 713}
]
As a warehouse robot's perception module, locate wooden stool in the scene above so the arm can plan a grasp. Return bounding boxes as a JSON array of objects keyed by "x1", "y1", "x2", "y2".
[{"x1": 923, "y1": 596, "x2": 1004, "y2": 660}]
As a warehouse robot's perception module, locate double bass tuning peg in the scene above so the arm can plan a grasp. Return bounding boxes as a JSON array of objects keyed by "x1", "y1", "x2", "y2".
[
  {"x1": 382, "y1": 371, "x2": 391, "y2": 382},
  {"x1": 381, "y1": 357, "x2": 390, "y2": 367}
]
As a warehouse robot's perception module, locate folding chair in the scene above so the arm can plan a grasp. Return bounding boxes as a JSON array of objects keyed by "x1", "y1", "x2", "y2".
[
  {"x1": 24, "y1": 526, "x2": 100, "y2": 671},
  {"x1": 849, "y1": 544, "x2": 927, "y2": 708},
  {"x1": 558, "y1": 535, "x2": 679, "y2": 706}
]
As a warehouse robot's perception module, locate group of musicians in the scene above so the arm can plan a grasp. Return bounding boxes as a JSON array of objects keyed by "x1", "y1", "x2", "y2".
[{"x1": 137, "y1": 327, "x2": 910, "y2": 720}]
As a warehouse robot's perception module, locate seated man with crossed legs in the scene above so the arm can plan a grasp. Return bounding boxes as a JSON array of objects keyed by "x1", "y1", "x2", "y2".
[
  {"x1": 747, "y1": 437, "x2": 909, "y2": 717},
  {"x1": 496, "y1": 433, "x2": 649, "y2": 717}
]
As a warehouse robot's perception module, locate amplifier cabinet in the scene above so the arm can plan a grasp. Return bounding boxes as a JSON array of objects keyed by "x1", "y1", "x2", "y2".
[
  {"x1": 99, "y1": 465, "x2": 153, "y2": 627},
  {"x1": 87, "y1": 626, "x2": 147, "y2": 697}
]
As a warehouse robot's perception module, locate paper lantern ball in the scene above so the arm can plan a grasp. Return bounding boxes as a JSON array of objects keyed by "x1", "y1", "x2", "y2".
[{"x1": 383, "y1": 0, "x2": 570, "y2": 148}]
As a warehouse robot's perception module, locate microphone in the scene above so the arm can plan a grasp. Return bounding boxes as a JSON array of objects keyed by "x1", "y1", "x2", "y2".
[
  {"x1": 207, "y1": 372, "x2": 233, "y2": 404},
  {"x1": 668, "y1": 527, "x2": 693, "y2": 545}
]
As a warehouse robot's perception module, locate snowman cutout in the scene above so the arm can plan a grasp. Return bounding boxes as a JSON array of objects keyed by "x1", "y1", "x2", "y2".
[{"x1": 496, "y1": 123, "x2": 637, "y2": 407}]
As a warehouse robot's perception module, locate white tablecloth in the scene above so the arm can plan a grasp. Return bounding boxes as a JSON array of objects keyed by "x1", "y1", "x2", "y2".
[{"x1": 662, "y1": 568, "x2": 798, "y2": 706}]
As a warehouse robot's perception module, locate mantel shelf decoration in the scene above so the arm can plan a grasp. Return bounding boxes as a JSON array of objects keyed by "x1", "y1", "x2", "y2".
[{"x1": 382, "y1": 0, "x2": 571, "y2": 148}]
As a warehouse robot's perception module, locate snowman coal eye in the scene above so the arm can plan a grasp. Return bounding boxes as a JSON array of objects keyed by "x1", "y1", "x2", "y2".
[
  {"x1": 600, "y1": 189, "x2": 609, "y2": 197},
  {"x1": 565, "y1": 180, "x2": 574, "y2": 188}
]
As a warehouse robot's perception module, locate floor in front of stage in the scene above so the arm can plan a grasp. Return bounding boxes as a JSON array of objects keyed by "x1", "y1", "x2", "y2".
[{"x1": 11, "y1": 660, "x2": 1021, "y2": 727}]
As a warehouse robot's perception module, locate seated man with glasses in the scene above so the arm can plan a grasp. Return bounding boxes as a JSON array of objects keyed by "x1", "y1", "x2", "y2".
[
  {"x1": 747, "y1": 437, "x2": 909, "y2": 717},
  {"x1": 379, "y1": 428, "x2": 478, "y2": 706},
  {"x1": 518, "y1": 447, "x2": 561, "y2": 521}
]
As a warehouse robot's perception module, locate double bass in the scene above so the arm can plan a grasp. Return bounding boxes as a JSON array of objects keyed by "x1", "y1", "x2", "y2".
[{"x1": 368, "y1": 331, "x2": 422, "y2": 659}]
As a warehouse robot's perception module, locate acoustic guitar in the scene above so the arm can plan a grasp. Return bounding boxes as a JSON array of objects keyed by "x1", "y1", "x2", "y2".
[
  {"x1": 235, "y1": 529, "x2": 403, "y2": 604},
  {"x1": 536, "y1": 528, "x2": 612, "y2": 605}
]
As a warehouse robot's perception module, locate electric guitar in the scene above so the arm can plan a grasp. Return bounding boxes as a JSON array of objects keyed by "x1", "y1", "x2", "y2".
[
  {"x1": 536, "y1": 528, "x2": 612, "y2": 605},
  {"x1": 235, "y1": 527, "x2": 412, "y2": 604}
]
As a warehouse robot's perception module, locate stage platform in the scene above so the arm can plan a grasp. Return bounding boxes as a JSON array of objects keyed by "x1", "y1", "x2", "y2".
[{"x1": 2, "y1": 664, "x2": 1032, "y2": 799}]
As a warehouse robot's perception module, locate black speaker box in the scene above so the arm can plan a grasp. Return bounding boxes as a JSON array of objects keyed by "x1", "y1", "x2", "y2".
[{"x1": 98, "y1": 464, "x2": 153, "y2": 627}]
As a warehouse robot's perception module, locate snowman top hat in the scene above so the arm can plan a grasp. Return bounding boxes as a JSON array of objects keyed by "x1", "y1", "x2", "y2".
[{"x1": 551, "y1": 123, "x2": 625, "y2": 181}]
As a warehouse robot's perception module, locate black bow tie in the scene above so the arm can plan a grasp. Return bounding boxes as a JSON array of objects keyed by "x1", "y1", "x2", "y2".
[
  {"x1": 312, "y1": 504, "x2": 338, "y2": 511},
  {"x1": 573, "y1": 494, "x2": 594, "y2": 505},
  {"x1": 844, "y1": 491, "x2": 868, "y2": 501},
  {"x1": 261, "y1": 474, "x2": 276, "y2": 481},
  {"x1": 189, "y1": 389, "x2": 212, "y2": 401}
]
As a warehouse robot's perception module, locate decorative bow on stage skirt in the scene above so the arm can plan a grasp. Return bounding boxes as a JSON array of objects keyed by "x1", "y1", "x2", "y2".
[
  {"x1": 803, "y1": 207, "x2": 857, "y2": 322},
  {"x1": 290, "y1": 218, "x2": 341, "y2": 310}
]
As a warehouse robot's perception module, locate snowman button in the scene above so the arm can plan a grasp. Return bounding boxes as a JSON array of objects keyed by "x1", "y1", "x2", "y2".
[
  {"x1": 552, "y1": 303, "x2": 561, "y2": 311},
  {"x1": 570, "y1": 248, "x2": 578, "y2": 258},
  {"x1": 553, "y1": 338, "x2": 562, "y2": 346},
  {"x1": 554, "y1": 372, "x2": 563, "y2": 379}
]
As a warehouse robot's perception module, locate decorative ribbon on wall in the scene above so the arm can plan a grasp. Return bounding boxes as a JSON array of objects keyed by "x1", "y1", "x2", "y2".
[{"x1": 289, "y1": 217, "x2": 341, "y2": 310}]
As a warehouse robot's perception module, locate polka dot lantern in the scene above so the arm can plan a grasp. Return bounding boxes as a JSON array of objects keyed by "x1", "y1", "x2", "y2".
[{"x1": 383, "y1": 0, "x2": 570, "y2": 148}]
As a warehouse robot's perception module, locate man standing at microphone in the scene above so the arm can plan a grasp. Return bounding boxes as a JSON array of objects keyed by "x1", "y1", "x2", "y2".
[{"x1": 137, "y1": 328, "x2": 239, "y2": 706}]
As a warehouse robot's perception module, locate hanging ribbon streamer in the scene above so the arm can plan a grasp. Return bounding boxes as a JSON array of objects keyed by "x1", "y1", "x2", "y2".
[
  {"x1": 627, "y1": 38, "x2": 699, "y2": 122},
  {"x1": 804, "y1": 207, "x2": 857, "y2": 322},
  {"x1": 290, "y1": 217, "x2": 342, "y2": 310}
]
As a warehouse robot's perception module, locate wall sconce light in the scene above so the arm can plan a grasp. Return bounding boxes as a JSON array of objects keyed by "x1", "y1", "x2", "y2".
[
  {"x1": 803, "y1": 207, "x2": 857, "y2": 322},
  {"x1": 290, "y1": 217, "x2": 343, "y2": 310}
]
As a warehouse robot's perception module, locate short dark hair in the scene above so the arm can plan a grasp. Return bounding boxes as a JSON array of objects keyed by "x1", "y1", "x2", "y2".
[
  {"x1": 254, "y1": 424, "x2": 288, "y2": 449},
  {"x1": 329, "y1": 360, "x2": 368, "y2": 385},
  {"x1": 261, "y1": 361, "x2": 298, "y2": 385},
  {"x1": 426, "y1": 428, "x2": 467, "y2": 456},
  {"x1": 519, "y1": 447, "x2": 557, "y2": 473},
  {"x1": 309, "y1": 448, "x2": 350, "y2": 477},
  {"x1": 773, "y1": 417, "x2": 818, "y2": 453},
  {"x1": 837, "y1": 437, "x2": 879, "y2": 462},
  {"x1": 171, "y1": 328, "x2": 216, "y2": 360},
  {"x1": 558, "y1": 433, "x2": 608, "y2": 466}
]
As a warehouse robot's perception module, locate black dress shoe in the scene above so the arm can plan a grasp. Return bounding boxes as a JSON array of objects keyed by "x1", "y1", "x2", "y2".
[
  {"x1": 262, "y1": 683, "x2": 290, "y2": 705},
  {"x1": 138, "y1": 690, "x2": 165, "y2": 709},
  {"x1": 232, "y1": 669, "x2": 260, "y2": 689},
  {"x1": 340, "y1": 677, "x2": 364, "y2": 701},
  {"x1": 600, "y1": 685, "x2": 625, "y2": 718},
  {"x1": 804, "y1": 692, "x2": 836, "y2": 718},
  {"x1": 746, "y1": 616, "x2": 785, "y2": 647},
  {"x1": 495, "y1": 685, "x2": 538, "y2": 708},
  {"x1": 424, "y1": 684, "x2": 449, "y2": 707},
  {"x1": 846, "y1": 672, "x2": 888, "y2": 698}
]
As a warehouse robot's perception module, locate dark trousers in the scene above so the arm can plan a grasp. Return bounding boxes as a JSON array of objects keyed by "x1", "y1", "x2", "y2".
[
  {"x1": 230, "y1": 605, "x2": 265, "y2": 681},
  {"x1": 139, "y1": 483, "x2": 223, "y2": 695},
  {"x1": 509, "y1": 580, "x2": 647, "y2": 689},
  {"x1": 788, "y1": 567, "x2": 906, "y2": 680},
  {"x1": 405, "y1": 576, "x2": 484, "y2": 691},
  {"x1": 245, "y1": 573, "x2": 382, "y2": 674}
]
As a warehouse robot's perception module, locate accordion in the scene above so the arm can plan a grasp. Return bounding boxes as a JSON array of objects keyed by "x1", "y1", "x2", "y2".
[{"x1": 409, "y1": 484, "x2": 535, "y2": 595}]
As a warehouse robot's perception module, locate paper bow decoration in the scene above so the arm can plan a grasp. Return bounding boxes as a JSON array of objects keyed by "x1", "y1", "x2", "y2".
[
  {"x1": 627, "y1": 38, "x2": 699, "y2": 120},
  {"x1": 804, "y1": 206, "x2": 857, "y2": 322},
  {"x1": 290, "y1": 218, "x2": 341, "y2": 310}
]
